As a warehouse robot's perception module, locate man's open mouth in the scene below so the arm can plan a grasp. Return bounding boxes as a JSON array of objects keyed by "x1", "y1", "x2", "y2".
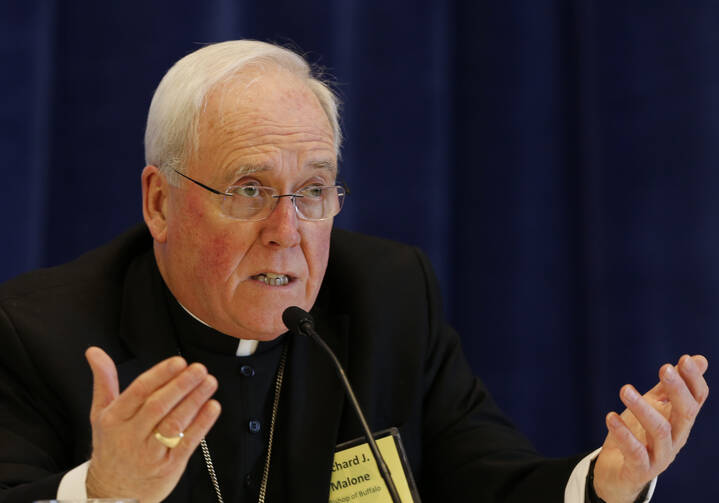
[{"x1": 251, "y1": 273, "x2": 290, "y2": 286}]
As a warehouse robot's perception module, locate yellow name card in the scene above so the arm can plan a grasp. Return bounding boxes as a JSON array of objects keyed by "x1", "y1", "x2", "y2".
[{"x1": 329, "y1": 430, "x2": 417, "y2": 503}]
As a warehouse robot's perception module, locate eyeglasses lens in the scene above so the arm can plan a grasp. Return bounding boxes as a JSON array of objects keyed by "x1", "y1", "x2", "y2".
[{"x1": 222, "y1": 186, "x2": 344, "y2": 221}]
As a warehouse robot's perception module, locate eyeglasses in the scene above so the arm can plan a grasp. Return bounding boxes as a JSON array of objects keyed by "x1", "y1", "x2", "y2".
[{"x1": 173, "y1": 169, "x2": 347, "y2": 222}]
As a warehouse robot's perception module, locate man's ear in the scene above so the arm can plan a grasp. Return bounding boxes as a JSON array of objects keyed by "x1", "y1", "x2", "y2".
[{"x1": 141, "y1": 165, "x2": 169, "y2": 243}]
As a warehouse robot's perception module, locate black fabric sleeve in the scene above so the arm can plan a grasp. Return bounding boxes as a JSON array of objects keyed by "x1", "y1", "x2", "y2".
[
  {"x1": 0, "y1": 305, "x2": 72, "y2": 502},
  {"x1": 412, "y1": 247, "x2": 584, "y2": 502}
]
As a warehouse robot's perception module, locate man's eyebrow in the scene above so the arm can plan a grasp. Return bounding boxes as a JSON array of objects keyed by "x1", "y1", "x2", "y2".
[
  {"x1": 310, "y1": 160, "x2": 338, "y2": 173},
  {"x1": 309, "y1": 161, "x2": 337, "y2": 176},
  {"x1": 232, "y1": 164, "x2": 272, "y2": 178},
  {"x1": 230, "y1": 160, "x2": 337, "y2": 179}
]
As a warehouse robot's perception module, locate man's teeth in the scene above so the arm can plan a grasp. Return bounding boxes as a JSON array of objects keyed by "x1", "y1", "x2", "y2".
[{"x1": 255, "y1": 273, "x2": 289, "y2": 286}]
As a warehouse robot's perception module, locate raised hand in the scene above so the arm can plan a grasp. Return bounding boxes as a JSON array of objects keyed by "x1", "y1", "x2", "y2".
[
  {"x1": 85, "y1": 346, "x2": 221, "y2": 503},
  {"x1": 594, "y1": 354, "x2": 709, "y2": 503}
]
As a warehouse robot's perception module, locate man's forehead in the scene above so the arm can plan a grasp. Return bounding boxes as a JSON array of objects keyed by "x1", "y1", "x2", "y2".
[
  {"x1": 199, "y1": 68, "x2": 334, "y2": 136},
  {"x1": 189, "y1": 65, "x2": 337, "y2": 183},
  {"x1": 206, "y1": 65, "x2": 315, "y2": 115}
]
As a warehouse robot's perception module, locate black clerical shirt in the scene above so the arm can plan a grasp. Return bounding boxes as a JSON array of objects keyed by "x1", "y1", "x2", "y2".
[{"x1": 163, "y1": 282, "x2": 287, "y2": 502}]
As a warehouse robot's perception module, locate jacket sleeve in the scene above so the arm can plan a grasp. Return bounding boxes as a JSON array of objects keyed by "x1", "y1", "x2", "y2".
[
  {"x1": 0, "y1": 304, "x2": 75, "y2": 502},
  {"x1": 412, "y1": 247, "x2": 584, "y2": 501}
]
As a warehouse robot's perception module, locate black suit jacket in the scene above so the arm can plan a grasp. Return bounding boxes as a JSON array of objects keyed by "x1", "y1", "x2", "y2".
[{"x1": 0, "y1": 225, "x2": 581, "y2": 502}]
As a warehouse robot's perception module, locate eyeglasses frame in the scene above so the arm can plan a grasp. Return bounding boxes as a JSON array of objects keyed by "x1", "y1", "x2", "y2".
[{"x1": 172, "y1": 169, "x2": 348, "y2": 222}]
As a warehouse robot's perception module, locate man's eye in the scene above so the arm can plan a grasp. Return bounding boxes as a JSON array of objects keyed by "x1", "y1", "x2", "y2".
[
  {"x1": 236, "y1": 186, "x2": 262, "y2": 197},
  {"x1": 302, "y1": 186, "x2": 324, "y2": 198}
]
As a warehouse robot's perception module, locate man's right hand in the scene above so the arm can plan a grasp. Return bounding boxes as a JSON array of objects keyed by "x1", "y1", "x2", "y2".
[{"x1": 84, "y1": 346, "x2": 221, "y2": 503}]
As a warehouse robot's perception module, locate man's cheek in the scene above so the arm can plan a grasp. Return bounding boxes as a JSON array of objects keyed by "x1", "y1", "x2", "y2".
[
  {"x1": 305, "y1": 233, "x2": 331, "y2": 294},
  {"x1": 198, "y1": 235, "x2": 247, "y2": 277},
  {"x1": 309, "y1": 229, "x2": 332, "y2": 272},
  {"x1": 201, "y1": 237, "x2": 229, "y2": 268}
]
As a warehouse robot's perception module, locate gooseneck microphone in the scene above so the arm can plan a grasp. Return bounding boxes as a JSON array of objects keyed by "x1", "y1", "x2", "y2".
[{"x1": 283, "y1": 306, "x2": 402, "y2": 503}]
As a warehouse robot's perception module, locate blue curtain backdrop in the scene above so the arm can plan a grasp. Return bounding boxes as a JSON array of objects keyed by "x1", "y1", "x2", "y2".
[{"x1": 1, "y1": 1, "x2": 717, "y2": 499}]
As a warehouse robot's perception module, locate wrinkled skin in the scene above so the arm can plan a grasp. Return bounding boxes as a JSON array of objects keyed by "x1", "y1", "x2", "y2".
[
  {"x1": 86, "y1": 65, "x2": 337, "y2": 502},
  {"x1": 594, "y1": 354, "x2": 709, "y2": 503}
]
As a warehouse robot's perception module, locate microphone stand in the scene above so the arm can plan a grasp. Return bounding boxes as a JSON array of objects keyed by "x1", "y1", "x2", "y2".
[{"x1": 285, "y1": 307, "x2": 403, "y2": 503}]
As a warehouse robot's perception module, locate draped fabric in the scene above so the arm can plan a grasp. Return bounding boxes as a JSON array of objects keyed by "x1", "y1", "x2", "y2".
[{"x1": 2, "y1": 1, "x2": 717, "y2": 499}]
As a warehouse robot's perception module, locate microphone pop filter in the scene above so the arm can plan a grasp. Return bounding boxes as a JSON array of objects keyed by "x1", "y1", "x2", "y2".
[{"x1": 282, "y1": 306, "x2": 314, "y2": 335}]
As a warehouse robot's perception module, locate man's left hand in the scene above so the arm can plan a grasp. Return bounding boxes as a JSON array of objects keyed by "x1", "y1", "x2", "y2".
[{"x1": 593, "y1": 354, "x2": 709, "y2": 503}]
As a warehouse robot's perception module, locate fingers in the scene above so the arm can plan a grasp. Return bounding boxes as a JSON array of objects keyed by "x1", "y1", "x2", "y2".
[
  {"x1": 691, "y1": 354, "x2": 708, "y2": 375},
  {"x1": 92, "y1": 353, "x2": 219, "y2": 444},
  {"x1": 136, "y1": 363, "x2": 209, "y2": 434},
  {"x1": 662, "y1": 355, "x2": 709, "y2": 447},
  {"x1": 636, "y1": 354, "x2": 708, "y2": 407},
  {"x1": 606, "y1": 411, "x2": 649, "y2": 472},
  {"x1": 173, "y1": 399, "x2": 222, "y2": 459},
  {"x1": 111, "y1": 356, "x2": 188, "y2": 420},
  {"x1": 678, "y1": 355, "x2": 709, "y2": 404},
  {"x1": 611, "y1": 355, "x2": 709, "y2": 472},
  {"x1": 619, "y1": 384, "x2": 674, "y2": 467},
  {"x1": 86, "y1": 347, "x2": 120, "y2": 419},
  {"x1": 84, "y1": 352, "x2": 222, "y2": 503},
  {"x1": 598, "y1": 354, "x2": 709, "y2": 502},
  {"x1": 641, "y1": 380, "x2": 667, "y2": 404},
  {"x1": 150, "y1": 373, "x2": 218, "y2": 439},
  {"x1": 661, "y1": 363, "x2": 697, "y2": 445}
]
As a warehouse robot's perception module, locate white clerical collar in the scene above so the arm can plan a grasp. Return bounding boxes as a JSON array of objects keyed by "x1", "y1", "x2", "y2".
[{"x1": 177, "y1": 302, "x2": 259, "y2": 356}]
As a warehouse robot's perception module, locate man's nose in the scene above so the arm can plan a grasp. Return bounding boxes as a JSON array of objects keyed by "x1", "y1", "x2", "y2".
[{"x1": 260, "y1": 195, "x2": 301, "y2": 248}]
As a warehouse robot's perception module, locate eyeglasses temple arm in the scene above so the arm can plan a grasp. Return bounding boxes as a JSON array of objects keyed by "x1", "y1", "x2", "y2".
[{"x1": 174, "y1": 169, "x2": 232, "y2": 196}]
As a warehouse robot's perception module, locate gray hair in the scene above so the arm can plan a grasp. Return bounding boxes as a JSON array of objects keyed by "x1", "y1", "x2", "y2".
[{"x1": 144, "y1": 40, "x2": 342, "y2": 184}]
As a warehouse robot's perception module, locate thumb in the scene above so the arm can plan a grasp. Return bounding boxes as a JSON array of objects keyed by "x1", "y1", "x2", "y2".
[{"x1": 86, "y1": 346, "x2": 119, "y2": 417}]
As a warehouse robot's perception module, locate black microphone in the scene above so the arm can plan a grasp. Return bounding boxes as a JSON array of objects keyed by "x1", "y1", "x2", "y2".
[
  {"x1": 282, "y1": 306, "x2": 402, "y2": 503},
  {"x1": 282, "y1": 306, "x2": 315, "y2": 336}
]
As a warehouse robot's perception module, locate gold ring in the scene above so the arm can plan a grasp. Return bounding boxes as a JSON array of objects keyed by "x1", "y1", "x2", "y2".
[{"x1": 154, "y1": 431, "x2": 184, "y2": 448}]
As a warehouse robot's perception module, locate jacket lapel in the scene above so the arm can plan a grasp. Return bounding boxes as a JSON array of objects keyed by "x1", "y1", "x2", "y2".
[
  {"x1": 116, "y1": 250, "x2": 179, "y2": 390},
  {"x1": 282, "y1": 308, "x2": 350, "y2": 501},
  {"x1": 115, "y1": 246, "x2": 352, "y2": 500}
]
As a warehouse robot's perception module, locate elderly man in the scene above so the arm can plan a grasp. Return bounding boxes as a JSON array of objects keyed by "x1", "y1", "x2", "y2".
[{"x1": 0, "y1": 41, "x2": 708, "y2": 503}]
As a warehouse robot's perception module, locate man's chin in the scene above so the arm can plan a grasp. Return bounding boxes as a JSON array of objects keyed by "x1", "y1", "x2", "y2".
[
  {"x1": 223, "y1": 315, "x2": 293, "y2": 341},
  {"x1": 222, "y1": 295, "x2": 315, "y2": 339}
]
